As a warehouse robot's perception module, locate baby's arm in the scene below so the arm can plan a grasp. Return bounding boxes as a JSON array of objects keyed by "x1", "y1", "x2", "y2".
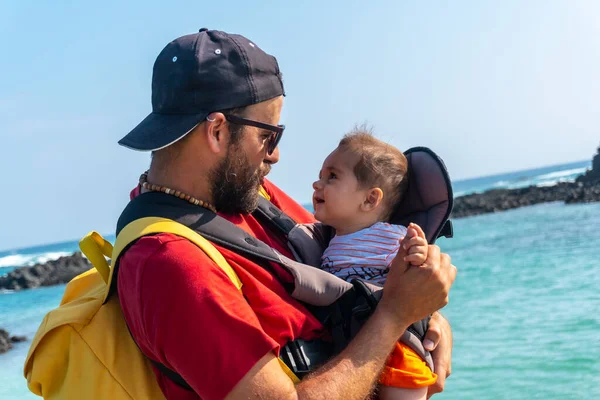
[
  {"x1": 379, "y1": 386, "x2": 427, "y2": 400},
  {"x1": 401, "y1": 223, "x2": 428, "y2": 267}
]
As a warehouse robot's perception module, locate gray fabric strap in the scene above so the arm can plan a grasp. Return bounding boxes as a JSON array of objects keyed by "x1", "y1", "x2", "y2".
[
  {"x1": 254, "y1": 196, "x2": 297, "y2": 235},
  {"x1": 117, "y1": 192, "x2": 352, "y2": 306}
]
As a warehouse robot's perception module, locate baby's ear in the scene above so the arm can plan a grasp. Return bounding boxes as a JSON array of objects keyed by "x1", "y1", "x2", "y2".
[{"x1": 363, "y1": 188, "x2": 384, "y2": 211}]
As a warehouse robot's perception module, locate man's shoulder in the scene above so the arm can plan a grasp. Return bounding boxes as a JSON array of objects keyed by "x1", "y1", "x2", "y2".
[
  {"x1": 119, "y1": 233, "x2": 215, "y2": 273},
  {"x1": 117, "y1": 232, "x2": 236, "y2": 304},
  {"x1": 125, "y1": 232, "x2": 204, "y2": 253}
]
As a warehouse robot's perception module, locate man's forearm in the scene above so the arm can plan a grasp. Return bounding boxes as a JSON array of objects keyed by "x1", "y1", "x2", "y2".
[{"x1": 295, "y1": 308, "x2": 409, "y2": 400}]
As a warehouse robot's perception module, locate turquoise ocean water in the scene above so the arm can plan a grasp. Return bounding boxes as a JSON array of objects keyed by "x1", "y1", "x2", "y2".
[{"x1": 1, "y1": 160, "x2": 598, "y2": 399}]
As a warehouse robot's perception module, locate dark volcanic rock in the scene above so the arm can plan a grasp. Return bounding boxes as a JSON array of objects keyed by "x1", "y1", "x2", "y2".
[
  {"x1": 576, "y1": 145, "x2": 600, "y2": 184},
  {"x1": 453, "y1": 145, "x2": 600, "y2": 218},
  {"x1": 0, "y1": 328, "x2": 26, "y2": 354},
  {"x1": 10, "y1": 335, "x2": 27, "y2": 343},
  {"x1": 0, "y1": 329, "x2": 11, "y2": 354},
  {"x1": 453, "y1": 181, "x2": 600, "y2": 218},
  {"x1": 0, "y1": 252, "x2": 91, "y2": 291},
  {"x1": 565, "y1": 183, "x2": 600, "y2": 204}
]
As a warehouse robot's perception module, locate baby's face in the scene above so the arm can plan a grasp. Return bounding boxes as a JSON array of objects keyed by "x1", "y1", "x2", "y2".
[{"x1": 312, "y1": 148, "x2": 368, "y2": 230}]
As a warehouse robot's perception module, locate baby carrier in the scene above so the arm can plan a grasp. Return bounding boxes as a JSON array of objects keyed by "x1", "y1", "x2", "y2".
[{"x1": 111, "y1": 146, "x2": 454, "y2": 386}]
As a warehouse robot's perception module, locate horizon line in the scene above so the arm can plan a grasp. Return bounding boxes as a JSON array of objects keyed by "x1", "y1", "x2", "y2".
[{"x1": 0, "y1": 158, "x2": 592, "y2": 255}]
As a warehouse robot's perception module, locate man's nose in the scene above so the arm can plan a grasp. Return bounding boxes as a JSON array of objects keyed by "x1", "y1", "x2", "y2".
[{"x1": 264, "y1": 146, "x2": 280, "y2": 164}]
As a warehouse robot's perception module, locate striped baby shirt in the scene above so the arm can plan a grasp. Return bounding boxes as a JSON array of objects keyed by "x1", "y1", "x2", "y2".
[{"x1": 321, "y1": 222, "x2": 407, "y2": 285}]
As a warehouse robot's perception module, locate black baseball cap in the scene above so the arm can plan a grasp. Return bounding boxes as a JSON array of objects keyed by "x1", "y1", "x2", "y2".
[{"x1": 119, "y1": 28, "x2": 285, "y2": 151}]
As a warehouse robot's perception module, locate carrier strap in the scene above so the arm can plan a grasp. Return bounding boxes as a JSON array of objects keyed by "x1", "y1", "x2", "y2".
[
  {"x1": 111, "y1": 192, "x2": 435, "y2": 383},
  {"x1": 254, "y1": 196, "x2": 298, "y2": 236},
  {"x1": 117, "y1": 194, "x2": 283, "y2": 262}
]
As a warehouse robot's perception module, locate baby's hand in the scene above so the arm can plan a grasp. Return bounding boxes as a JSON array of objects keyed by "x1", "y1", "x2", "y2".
[{"x1": 401, "y1": 223, "x2": 429, "y2": 266}]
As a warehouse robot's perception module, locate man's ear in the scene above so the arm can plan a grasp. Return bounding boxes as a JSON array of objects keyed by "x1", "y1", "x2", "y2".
[
  {"x1": 205, "y1": 113, "x2": 229, "y2": 154},
  {"x1": 362, "y1": 188, "x2": 384, "y2": 211}
]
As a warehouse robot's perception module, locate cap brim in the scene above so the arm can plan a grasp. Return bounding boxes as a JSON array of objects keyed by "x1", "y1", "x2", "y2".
[{"x1": 118, "y1": 112, "x2": 209, "y2": 151}]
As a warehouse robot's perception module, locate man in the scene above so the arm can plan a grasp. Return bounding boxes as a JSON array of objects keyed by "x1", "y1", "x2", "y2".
[{"x1": 117, "y1": 29, "x2": 456, "y2": 399}]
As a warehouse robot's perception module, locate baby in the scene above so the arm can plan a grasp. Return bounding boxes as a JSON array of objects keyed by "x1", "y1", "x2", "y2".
[{"x1": 312, "y1": 130, "x2": 435, "y2": 400}]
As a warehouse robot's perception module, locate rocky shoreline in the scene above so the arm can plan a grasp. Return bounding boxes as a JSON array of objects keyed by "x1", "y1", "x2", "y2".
[
  {"x1": 452, "y1": 181, "x2": 600, "y2": 218},
  {"x1": 0, "y1": 252, "x2": 91, "y2": 292},
  {"x1": 0, "y1": 329, "x2": 26, "y2": 354},
  {"x1": 0, "y1": 254, "x2": 91, "y2": 354},
  {"x1": 0, "y1": 254, "x2": 90, "y2": 354},
  {"x1": 453, "y1": 145, "x2": 600, "y2": 218}
]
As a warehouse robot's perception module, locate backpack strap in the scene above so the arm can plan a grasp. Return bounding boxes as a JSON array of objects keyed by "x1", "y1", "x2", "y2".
[
  {"x1": 79, "y1": 231, "x2": 114, "y2": 284},
  {"x1": 258, "y1": 185, "x2": 272, "y2": 201},
  {"x1": 110, "y1": 217, "x2": 242, "y2": 292},
  {"x1": 81, "y1": 218, "x2": 299, "y2": 391}
]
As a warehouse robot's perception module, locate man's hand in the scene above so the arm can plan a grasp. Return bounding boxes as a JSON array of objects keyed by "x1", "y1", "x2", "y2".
[
  {"x1": 424, "y1": 312, "x2": 453, "y2": 398},
  {"x1": 381, "y1": 242, "x2": 456, "y2": 327}
]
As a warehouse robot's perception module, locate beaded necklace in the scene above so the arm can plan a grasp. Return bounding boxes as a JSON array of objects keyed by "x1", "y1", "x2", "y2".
[{"x1": 139, "y1": 172, "x2": 218, "y2": 214}]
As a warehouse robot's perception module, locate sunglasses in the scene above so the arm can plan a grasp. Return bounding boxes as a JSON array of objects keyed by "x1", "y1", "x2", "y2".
[{"x1": 223, "y1": 114, "x2": 285, "y2": 155}]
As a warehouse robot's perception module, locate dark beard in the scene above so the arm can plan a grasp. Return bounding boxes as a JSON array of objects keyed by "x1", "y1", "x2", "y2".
[{"x1": 210, "y1": 144, "x2": 267, "y2": 214}]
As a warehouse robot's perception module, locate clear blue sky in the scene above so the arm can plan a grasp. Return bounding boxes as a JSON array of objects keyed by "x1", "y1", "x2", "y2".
[{"x1": 1, "y1": 0, "x2": 598, "y2": 251}]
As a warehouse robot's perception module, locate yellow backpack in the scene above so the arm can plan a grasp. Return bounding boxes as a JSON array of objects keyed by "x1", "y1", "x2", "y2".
[{"x1": 23, "y1": 217, "x2": 297, "y2": 399}]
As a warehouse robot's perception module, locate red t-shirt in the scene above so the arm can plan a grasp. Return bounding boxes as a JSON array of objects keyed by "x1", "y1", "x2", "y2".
[{"x1": 118, "y1": 179, "x2": 324, "y2": 400}]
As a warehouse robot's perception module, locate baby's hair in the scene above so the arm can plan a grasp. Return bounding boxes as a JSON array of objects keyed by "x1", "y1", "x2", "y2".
[{"x1": 338, "y1": 126, "x2": 408, "y2": 220}]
